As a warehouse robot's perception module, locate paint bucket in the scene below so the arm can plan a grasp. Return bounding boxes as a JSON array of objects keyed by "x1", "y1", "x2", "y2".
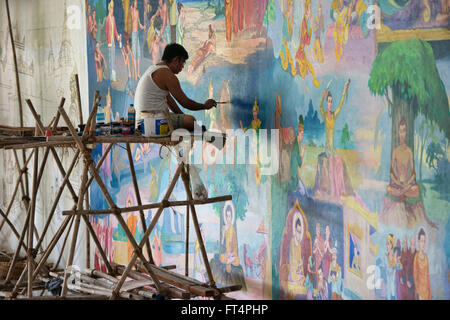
[{"x1": 140, "y1": 111, "x2": 169, "y2": 137}]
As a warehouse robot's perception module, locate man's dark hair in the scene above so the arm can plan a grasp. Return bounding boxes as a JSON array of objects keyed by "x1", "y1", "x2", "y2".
[{"x1": 162, "y1": 43, "x2": 189, "y2": 62}]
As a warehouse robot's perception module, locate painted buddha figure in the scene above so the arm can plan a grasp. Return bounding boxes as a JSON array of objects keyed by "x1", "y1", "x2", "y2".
[
  {"x1": 219, "y1": 205, "x2": 240, "y2": 273},
  {"x1": 387, "y1": 117, "x2": 421, "y2": 202}
]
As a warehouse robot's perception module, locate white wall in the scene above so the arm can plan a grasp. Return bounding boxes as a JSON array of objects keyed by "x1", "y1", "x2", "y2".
[{"x1": 0, "y1": 0, "x2": 90, "y2": 271}]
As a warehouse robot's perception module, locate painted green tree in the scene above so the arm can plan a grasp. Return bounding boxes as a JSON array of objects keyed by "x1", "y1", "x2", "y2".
[
  {"x1": 368, "y1": 38, "x2": 450, "y2": 165},
  {"x1": 210, "y1": 164, "x2": 249, "y2": 242},
  {"x1": 341, "y1": 123, "x2": 350, "y2": 149}
]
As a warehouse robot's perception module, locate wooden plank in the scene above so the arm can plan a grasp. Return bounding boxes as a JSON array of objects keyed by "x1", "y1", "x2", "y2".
[
  {"x1": 45, "y1": 133, "x2": 218, "y2": 145},
  {"x1": 5, "y1": 141, "x2": 76, "y2": 150}
]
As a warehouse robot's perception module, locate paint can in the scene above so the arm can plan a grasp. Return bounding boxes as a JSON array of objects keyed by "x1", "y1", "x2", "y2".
[
  {"x1": 140, "y1": 111, "x2": 169, "y2": 137},
  {"x1": 122, "y1": 123, "x2": 133, "y2": 135},
  {"x1": 110, "y1": 122, "x2": 122, "y2": 135}
]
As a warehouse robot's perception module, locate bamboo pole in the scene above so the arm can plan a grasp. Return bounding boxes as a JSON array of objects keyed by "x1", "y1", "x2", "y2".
[
  {"x1": 61, "y1": 155, "x2": 89, "y2": 297},
  {"x1": 57, "y1": 103, "x2": 160, "y2": 293},
  {"x1": 12, "y1": 149, "x2": 29, "y2": 209},
  {"x1": 84, "y1": 268, "x2": 118, "y2": 284},
  {"x1": 9, "y1": 215, "x2": 73, "y2": 299},
  {"x1": 74, "y1": 74, "x2": 83, "y2": 126},
  {"x1": 4, "y1": 204, "x2": 32, "y2": 283},
  {"x1": 0, "y1": 208, "x2": 20, "y2": 239},
  {"x1": 5, "y1": 141, "x2": 77, "y2": 150},
  {"x1": 25, "y1": 99, "x2": 78, "y2": 200},
  {"x1": 5, "y1": 0, "x2": 30, "y2": 212},
  {"x1": 0, "y1": 149, "x2": 34, "y2": 233},
  {"x1": 82, "y1": 91, "x2": 100, "y2": 140},
  {"x1": 25, "y1": 99, "x2": 79, "y2": 204},
  {"x1": 52, "y1": 109, "x2": 112, "y2": 272},
  {"x1": 3, "y1": 148, "x2": 50, "y2": 285},
  {"x1": 110, "y1": 165, "x2": 183, "y2": 299},
  {"x1": 180, "y1": 166, "x2": 216, "y2": 290},
  {"x1": 61, "y1": 195, "x2": 232, "y2": 216},
  {"x1": 80, "y1": 214, "x2": 113, "y2": 274},
  {"x1": 57, "y1": 105, "x2": 167, "y2": 297},
  {"x1": 84, "y1": 192, "x2": 90, "y2": 269},
  {"x1": 53, "y1": 213, "x2": 75, "y2": 272},
  {"x1": 125, "y1": 142, "x2": 153, "y2": 263},
  {"x1": 185, "y1": 165, "x2": 190, "y2": 277},
  {"x1": 113, "y1": 263, "x2": 190, "y2": 299},
  {"x1": 84, "y1": 143, "x2": 112, "y2": 190},
  {"x1": 34, "y1": 150, "x2": 80, "y2": 251},
  {"x1": 27, "y1": 147, "x2": 39, "y2": 297},
  {"x1": 78, "y1": 274, "x2": 114, "y2": 289},
  {"x1": 30, "y1": 115, "x2": 61, "y2": 253},
  {"x1": 28, "y1": 142, "x2": 112, "y2": 277}
]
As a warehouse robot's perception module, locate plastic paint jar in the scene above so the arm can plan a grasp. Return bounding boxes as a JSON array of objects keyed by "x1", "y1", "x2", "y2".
[{"x1": 140, "y1": 111, "x2": 169, "y2": 137}]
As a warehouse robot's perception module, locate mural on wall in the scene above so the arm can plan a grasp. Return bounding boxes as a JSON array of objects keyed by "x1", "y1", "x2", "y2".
[{"x1": 86, "y1": 0, "x2": 450, "y2": 300}]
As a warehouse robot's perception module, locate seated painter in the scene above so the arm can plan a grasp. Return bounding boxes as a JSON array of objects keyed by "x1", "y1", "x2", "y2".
[
  {"x1": 134, "y1": 43, "x2": 216, "y2": 132},
  {"x1": 387, "y1": 117, "x2": 421, "y2": 202}
]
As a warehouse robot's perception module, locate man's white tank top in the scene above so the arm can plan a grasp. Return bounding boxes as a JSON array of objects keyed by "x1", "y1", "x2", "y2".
[{"x1": 134, "y1": 64, "x2": 170, "y2": 113}]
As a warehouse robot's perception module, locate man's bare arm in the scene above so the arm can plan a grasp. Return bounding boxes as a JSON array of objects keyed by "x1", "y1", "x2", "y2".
[
  {"x1": 164, "y1": 70, "x2": 213, "y2": 110},
  {"x1": 167, "y1": 94, "x2": 183, "y2": 114}
]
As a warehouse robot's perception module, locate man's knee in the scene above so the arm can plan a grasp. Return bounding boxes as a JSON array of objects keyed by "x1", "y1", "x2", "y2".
[{"x1": 183, "y1": 115, "x2": 196, "y2": 130}]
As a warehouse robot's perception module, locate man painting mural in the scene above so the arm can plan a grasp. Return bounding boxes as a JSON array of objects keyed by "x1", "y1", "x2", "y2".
[
  {"x1": 105, "y1": 0, "x2": 121, "y2": 81},
  {"x1": 134, "y1": 43, "x2": 216, "y2": 131}
]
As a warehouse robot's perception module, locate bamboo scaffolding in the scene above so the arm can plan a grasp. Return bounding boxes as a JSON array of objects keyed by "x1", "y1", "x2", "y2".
[
  {"x1": 1, "y1": 86, "x2": 238, "y2": 300},
  {"x1": 4, "y1": 100, "x2": 117, "y2": 299}
]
